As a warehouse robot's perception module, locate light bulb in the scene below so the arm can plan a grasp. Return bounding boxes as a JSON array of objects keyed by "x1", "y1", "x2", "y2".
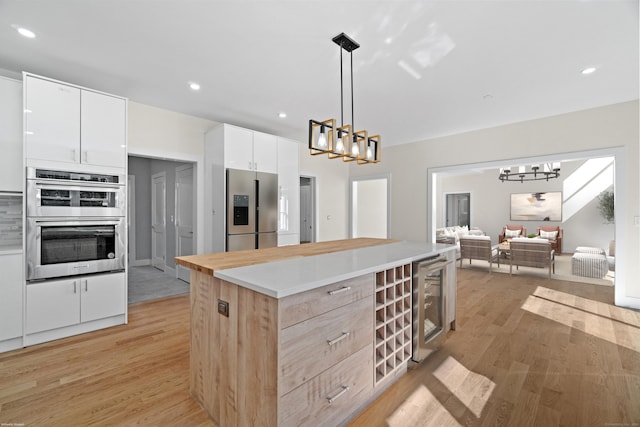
[
  {"x1": 335, "y1": 137, "x2": 344, "y2": 153},
  {"x1": 318, "y1": 131, "x2": 327, "y2": 148},
  {"x1": 351, "y1": 141, "x2": 359, "y2": 156},
  {"x1": 366, "y1": 146, "x2": 373, "y2": 160}
]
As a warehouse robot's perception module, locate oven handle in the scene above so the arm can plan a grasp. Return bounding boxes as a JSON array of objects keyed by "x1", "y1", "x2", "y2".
[
  {"x1": 34, "y1": 182, "x2": 123, "y2": 192},
  {"x1": 31, "y1": 219, "x2": 123, "y2": 227}
]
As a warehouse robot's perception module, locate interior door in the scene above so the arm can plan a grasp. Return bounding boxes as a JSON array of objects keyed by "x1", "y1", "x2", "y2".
[
  {"x1": 175, "y1": 164, "x2": 194, "y2": 282},
  {"x1": 151, "y1": 172, "x2": 166, "y2": 271}
]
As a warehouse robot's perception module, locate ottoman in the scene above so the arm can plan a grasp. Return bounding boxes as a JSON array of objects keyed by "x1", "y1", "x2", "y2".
[
  {"x1": 571, "y1": 252, "x2": 609, "y2": 278},
  {"x1": 575, "y1": 246, "x2": 606, "y2": 255}
]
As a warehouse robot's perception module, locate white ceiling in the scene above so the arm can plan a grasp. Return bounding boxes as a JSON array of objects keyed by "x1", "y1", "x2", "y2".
[{"x1": 0, "y1": 1, "x2": 637, "y2": 147}]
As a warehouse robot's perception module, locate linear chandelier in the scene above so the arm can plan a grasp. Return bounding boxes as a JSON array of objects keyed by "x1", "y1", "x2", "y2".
[
  {"x1": 498, "y1": 162, "x2": 561, "y2": 182},
  {"x1": 308, "y1": 32, "x2": 380, "y2": 164}
]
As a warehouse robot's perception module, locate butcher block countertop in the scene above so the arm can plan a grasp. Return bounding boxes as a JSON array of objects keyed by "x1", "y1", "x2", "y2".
[{"x1": 174, "y1": 238, "x2": 396, "y2": 275}]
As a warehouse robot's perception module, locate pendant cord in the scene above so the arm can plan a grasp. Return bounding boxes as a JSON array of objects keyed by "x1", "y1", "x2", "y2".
[
  {"x1": 350, "y1": 50, "x2": 354, "y2": 134},
  {"x1": 339, "y1": 43, "x2": 344, "y2": 127}
]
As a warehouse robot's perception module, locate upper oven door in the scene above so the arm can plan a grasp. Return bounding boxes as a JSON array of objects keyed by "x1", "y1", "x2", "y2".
[{"x1": 27, "y1": 179, "x2": 125, "y2": 217}]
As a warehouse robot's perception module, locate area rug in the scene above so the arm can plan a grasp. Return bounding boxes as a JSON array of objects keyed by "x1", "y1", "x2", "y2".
[{"x1": 456, "y1": 254, "x2": 614, "y2": 286}]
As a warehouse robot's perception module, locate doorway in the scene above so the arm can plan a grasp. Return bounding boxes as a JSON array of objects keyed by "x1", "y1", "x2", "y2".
[
  {"x1": 299, "y1": 176, "x2": 316, "y2": 243},
  {"x1": 445, "y1": 193, "x2": 470, "y2": 228},
  {"x1": 127, "y1": 155, "x2": 196, "y2": 304},
  {"x1": 350, "y1": 175, "x2": 390, "y2": 239}
]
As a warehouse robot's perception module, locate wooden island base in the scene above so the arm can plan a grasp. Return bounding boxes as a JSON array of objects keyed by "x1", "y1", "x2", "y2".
[{"x1": 176, "y1": 239, "x2": 456, "y2": 426}]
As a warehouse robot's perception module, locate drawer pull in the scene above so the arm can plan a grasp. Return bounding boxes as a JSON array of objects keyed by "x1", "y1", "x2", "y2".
[
  {"x1": 328, "y1": 286, "x2": 351, "y2": 296},
  {"x1": 327, "y1": 332, "x2": 350, "y2": 346},
  {"x1": 327, "y1": 385, "x2": 349, "y2": 404}
]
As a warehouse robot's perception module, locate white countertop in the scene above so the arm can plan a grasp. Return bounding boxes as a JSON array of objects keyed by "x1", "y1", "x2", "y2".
[{"x1": 214, "y1": 241, "x2": 455, "y2": 298}]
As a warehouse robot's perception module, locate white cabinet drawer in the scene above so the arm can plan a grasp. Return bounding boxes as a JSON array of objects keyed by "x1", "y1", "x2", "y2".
[
  {"x1": 279, "y1": 343, "x2": 373, "y2": 427},
  {"x1": 280, "y1": 274, "x2": 373, "y2": 329},
  {"x1": 279, "y1": 295, "x2": 373, "y2": 395}
]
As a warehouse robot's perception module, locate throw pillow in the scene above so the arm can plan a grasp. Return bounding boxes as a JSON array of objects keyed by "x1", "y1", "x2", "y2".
[
  {"x1": 540, "y1": 230, "x2": 558, "y2": 240},
  {"x1": 505, "y1": 229, "x2": 521, "y2": 238}
]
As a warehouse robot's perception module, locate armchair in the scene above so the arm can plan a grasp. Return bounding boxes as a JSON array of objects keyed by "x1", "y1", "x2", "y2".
[
  {"x1": 498, "y1": 224, "x2": 526, "y2": 243},
  {"x1": 509, "y1": 237, "x2": 555, "y2": 279},
  {"x1": 459, "y1": 236, "x2": 500, "y2": 272},
  {"x1": 536, "y1": 226, "x2": 563, "y2": 254}
]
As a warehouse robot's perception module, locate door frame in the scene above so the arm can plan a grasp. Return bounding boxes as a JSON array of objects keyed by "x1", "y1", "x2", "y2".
[
  {"x1": 175, "y1": 163, "x2": 195, "y2": 282},
  {"x1": 127, "y1": 174, "x2": 136, "y2": 266},
  {"x1": 349, "y1": 173, "x2": 391, "y2": 239},
  {"x1": 299, "y1": 175, "x2": 317, "y2": 243}
]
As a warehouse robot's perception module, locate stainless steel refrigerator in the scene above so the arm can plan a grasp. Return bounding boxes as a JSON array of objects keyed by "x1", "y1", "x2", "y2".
[{"x1": 226, "y1": 168, "x2": 278, "y2": 251}]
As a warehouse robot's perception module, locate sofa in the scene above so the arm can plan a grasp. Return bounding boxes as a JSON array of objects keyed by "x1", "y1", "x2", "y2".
[{"x1": 435, "y1": 225, "x2": 485, "y2": 259}]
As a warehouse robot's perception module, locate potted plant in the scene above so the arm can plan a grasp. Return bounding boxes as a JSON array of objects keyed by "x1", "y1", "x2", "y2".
[{"x1": 598, "y1": 190, "x2": 615, "y2": 223}]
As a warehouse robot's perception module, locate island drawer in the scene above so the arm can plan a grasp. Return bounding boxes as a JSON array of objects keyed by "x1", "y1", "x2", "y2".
[
  {"x1": 279, "y1": 343, "x2": 373, "y2": 427},
  {"x1": 279, "y1": 295, "x2": 373, "y2": 395},
  {"x1": 279, "y1": 273, "x2": 373, "y2": 328}
]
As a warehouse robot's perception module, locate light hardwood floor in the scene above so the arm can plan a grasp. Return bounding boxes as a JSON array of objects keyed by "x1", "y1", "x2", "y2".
[{"x1": 1, "y1": 270, "x2": 638, "y2": 426}]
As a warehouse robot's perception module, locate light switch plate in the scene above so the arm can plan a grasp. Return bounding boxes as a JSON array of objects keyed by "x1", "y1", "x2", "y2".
[{"x1": 635, "y1": 216, "x2": 640, "y2": 226}]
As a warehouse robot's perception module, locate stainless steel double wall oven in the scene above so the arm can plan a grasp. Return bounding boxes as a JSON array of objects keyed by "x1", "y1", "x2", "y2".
[{"x1": 26, "y1": 168, "x2": 126, "y2": 281}]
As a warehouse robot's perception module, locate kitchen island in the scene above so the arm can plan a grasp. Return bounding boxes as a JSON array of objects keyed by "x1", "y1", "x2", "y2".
[{"x1": 175, "y1": 239, "x2": 456, "y2": 427}]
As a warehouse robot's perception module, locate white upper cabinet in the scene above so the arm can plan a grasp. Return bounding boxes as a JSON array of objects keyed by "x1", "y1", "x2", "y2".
[
  {"x1": 222, "y1": 125, "x2": 277, "y2": 173},
  {"x1": 252, "y1": 131, "x2": 277, "y2": 173},
  {"x1": 24, "y1": 75, "x2": 80, "y2": 164},
  {"x1": 223, "y1": 125, "x2": 254, "y2": 171},
  {"x1": 81, "y1": 90, "x2": 127, "y2": 168},
  {"x1": 0, "y1": 77, "x2": 24, "y2": 191},
  {"x1": 24, "y1": 74, "x2": 127, "y2": 169}
]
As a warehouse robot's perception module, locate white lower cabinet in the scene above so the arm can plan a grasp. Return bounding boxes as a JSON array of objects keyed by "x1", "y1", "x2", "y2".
[
  {"x1": 26, "y1": 272, "x2": 126, "y2": 335},
  {"x1": 0, "y1": 253, "x2": 24, "y2": 344}
]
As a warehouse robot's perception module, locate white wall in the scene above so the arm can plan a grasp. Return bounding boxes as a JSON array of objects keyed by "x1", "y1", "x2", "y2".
[
  {"x1": 127, "y1": 101, "x2": 217, "y2": 255},
  {"x1": 349, "y1": 101, "x2": 639, "y2": 308},
  {"x1": 299, "y1": 150, "x2": 351, "y2": 242}
]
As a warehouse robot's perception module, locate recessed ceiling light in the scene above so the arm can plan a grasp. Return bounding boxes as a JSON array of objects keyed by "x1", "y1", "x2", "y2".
[
  {"x1": 15, "y1": 26, "x2": 36, "y2": 38},
  {"x1": 581, "y1": 67, "x2": 596, "y2": 75},
  {"x1": 278, "y1": 112, "x2": 287, "y2": 118},
  {"x1": 483, "y1": 94, "x2": 493, "y2": 100},
  {"x1": 189, "y1": 82, "x2": 201, "y2": 91}
]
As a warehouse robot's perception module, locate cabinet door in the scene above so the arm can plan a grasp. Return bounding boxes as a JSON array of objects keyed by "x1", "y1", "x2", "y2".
[
  {"x1": 253, "y1": 131, "x2": 277, "y2": 173},
  {"x1": 0, "y1": 253, "x2": 23, "y2": 341},
  {"x1": 24, "y1": 75, "x2": 80, "y2": 164},
  {"x1": 26, "y1": 278, "x2": 80, "y2": 334},
  {"x1": 0, "y1": 77, "x2": 24, "y2": 191},
  {"x1": 81, "y1": 90, "x2": 127, "y2": 168},
  {"x1": 224, "y1": 125, "x2": 254, "y2": 171},
  {"x1": 276, "y1": 138, "x2": 300, "y2": 234},
  {"x1": 81, "y1": 272, "x2": 126, "y2": 323}
]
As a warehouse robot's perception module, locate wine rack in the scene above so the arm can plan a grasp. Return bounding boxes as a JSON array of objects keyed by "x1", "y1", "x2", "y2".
[{"x1": 374, "y1": 263, "x2": 412, "y2": 385}]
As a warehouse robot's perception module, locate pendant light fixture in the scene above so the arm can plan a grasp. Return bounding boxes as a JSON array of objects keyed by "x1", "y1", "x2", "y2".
[
  {"x1": 308, "y1": 32, "x2": 381, "y2": 164},
  {"x1": 498, "y1": 162, "x2": 561, "y2": 182}
]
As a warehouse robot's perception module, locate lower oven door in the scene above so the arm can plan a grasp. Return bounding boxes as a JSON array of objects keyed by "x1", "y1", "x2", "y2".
[{"x1": 27, "y1": 217, "x2": 125, "y2": 281}]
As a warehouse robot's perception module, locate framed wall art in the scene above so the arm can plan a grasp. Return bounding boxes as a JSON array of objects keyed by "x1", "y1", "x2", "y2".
[{"x1": 510, "y1": 192, "x2": 562, "y2": 221}]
